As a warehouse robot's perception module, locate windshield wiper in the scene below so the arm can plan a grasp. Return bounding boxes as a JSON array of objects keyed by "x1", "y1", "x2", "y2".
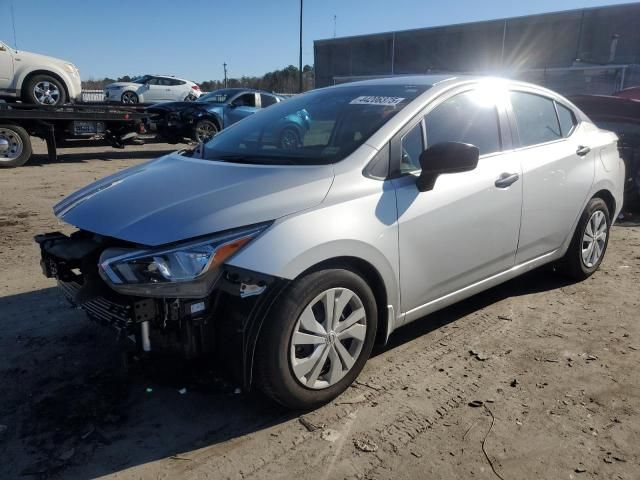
[{"x1": 212, "y1": 154, "x2": 297, "y2": 165}]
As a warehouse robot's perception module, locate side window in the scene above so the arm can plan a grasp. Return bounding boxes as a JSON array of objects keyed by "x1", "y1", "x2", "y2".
[
  {"x1": 146, "y1": 77, "x2": 159, "y2": 85},
  {"x1": 556, "y1": 103, "x2": 577, "y2": 137},
  {"x1": 157, "y1": 78, "x2": 172, "y2": 86},
  {"x1": 424, "y1": 90, "x2": 501, "y2": 155},
  {"x1": 233, "y1": 93, "x2": 256, "y2": 107},
  {"x1": 400, "y1": 122, "x2": 424, "y2": 174},
  {"x1": 510, "y1": 92, "x2": 562, "y2": 147},
  {"x1": 261, "y1": 94, "x2": 278, "y2": 108}
]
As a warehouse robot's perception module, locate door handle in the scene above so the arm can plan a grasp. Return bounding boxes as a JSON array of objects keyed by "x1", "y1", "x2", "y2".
[
  {"x1": 576, "y1": 145, "x2": 591, "y2": 156},
  {"x1": 495, "y1": 172, "x2": 520, "y2": 188}
]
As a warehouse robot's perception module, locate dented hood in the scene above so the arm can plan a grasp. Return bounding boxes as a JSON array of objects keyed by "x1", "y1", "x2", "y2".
[{"x1": 55, "y1": 153, "x2": 334, "y2": 246}]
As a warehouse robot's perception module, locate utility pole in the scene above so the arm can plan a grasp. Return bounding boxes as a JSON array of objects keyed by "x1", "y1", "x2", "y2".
[
  {"x1": 11, "y1": 1, "x2": 18, "y2": 49},
  {"x1": 299, "y1": 0, "x2": 303, "y2": 93},
  {"x1": 223, "y1": 63, "x2": 228, "y2": 88}
]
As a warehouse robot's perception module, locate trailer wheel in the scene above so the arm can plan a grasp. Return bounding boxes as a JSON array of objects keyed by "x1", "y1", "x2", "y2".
[{"x1": 0, "y1": 124, "x2": 32, "y2": 167}]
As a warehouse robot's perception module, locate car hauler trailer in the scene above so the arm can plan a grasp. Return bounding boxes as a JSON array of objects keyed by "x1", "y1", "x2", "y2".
[{"x1": 0, "y1": 102, "x2": 148, "y2": 167}]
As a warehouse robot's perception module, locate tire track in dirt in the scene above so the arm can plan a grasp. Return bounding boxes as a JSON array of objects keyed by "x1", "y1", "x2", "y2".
[{"x1": 163, "y1": 303, "x2": 515, "y2": 479}]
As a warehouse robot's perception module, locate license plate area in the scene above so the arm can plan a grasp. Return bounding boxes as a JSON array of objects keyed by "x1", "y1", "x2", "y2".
[{"x1": 72, "y1": 121, "x2": 106, "y2": 136}]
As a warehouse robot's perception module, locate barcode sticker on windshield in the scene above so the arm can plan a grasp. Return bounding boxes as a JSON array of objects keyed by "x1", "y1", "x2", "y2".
[{"x1": 350, "y1": 96, "x2": 405, "y2": 106}]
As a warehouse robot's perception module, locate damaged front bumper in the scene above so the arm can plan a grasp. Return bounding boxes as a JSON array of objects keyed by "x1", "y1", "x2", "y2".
[{"x1": 35, "y1": 231, "x2": 288, "y2": 388}]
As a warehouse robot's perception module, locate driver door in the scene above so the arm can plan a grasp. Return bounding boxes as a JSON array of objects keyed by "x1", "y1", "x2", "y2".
[
  {"x1": 393, "y1": 88, "x2": 523, "y2": 323},
  {"x1": 0, "y1": 43, "x2": 14, "y2": 90},
  {"x1": 224, "y1": 93, "x2": 258, "y2": 127}
]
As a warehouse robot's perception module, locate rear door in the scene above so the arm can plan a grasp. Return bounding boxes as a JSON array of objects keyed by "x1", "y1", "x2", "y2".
[
  {"x1": 393, "y1": 86, "x2": 523, "y2": 318},
  {"x1": 508, "y1": 90, "x2": 595, "y2": 264}
]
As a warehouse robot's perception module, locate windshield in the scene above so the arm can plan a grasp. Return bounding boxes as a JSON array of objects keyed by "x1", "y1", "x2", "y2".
[
  {"x1": 131, "y1": 75, "x2": 151, "y2": 84},
  {"x1": 203, "y1": 84, "x2": 429, "y2": 165},
  {"x1": 197, "y1": 89, "x2": 238, "y2": 103}
]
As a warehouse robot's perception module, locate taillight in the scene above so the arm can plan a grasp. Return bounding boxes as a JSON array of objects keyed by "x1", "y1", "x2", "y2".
[{"x1": 192, "y1": 85, "x2": 200, "y2": 90}]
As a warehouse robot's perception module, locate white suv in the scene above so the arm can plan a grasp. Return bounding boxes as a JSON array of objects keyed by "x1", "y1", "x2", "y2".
[
  {"x1": 0, "y1": 41, "x2": 81, "y2": 106},
  {"x1": 104, "y1": 75, "x2": 202, "y2": 104}
]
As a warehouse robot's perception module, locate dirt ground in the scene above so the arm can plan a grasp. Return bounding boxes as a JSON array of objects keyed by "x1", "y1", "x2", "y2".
[{"x1": 1, "y1": 139, "x2": 639, "y2": 480}]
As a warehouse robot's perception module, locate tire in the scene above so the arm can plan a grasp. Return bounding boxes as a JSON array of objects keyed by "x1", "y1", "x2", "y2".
[
  {"x1": 192, "y1": 119, "x2": 218, "y2": 143},
  {"x1": 255, "y1": 268, "x2": 378, "y2": 409},
  {"x1": 279, "y1": 126, "x2": 301, "y2": 150},
  {"x1": 184, "y1": 94, "x2": 197, "y2": 102},
  {"x1": 0, "y1": 124, "x2": 32, "y2": 167},
  {"x1": 121, "y1": 91, "x2": 139, "y2": 104},
  {"x1": 557, "y1": 197, "x2": 611, "y2": 280},
  {"x1": 24, "y1": 74, "x2": 67, "y2": 106}
]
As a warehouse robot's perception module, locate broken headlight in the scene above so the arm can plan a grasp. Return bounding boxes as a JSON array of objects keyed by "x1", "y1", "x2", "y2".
[{"x1": 98, "y1": 224, "x2": 269, "y2": 298}]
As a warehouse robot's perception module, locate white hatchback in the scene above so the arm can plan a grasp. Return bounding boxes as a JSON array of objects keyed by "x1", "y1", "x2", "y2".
[{"x1": 104, "y1": 75, "x2": 201, "y2": 104}]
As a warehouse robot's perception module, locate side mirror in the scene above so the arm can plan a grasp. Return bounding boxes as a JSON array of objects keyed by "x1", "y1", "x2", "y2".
[
  {"x1": 228, "y1": 102, "x2": 238, "y2": 108},
  {"x1": 416, "y1": 142, "x2": 479, "y2": 192},
  {"x1": 0, "y1": 44, "x2": 6, "y2": 52}
]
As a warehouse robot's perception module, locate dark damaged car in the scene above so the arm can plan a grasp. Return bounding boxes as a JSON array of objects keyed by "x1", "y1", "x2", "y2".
[{"x1": 147, "y1": 88, "x2": 289, "y2": 143}]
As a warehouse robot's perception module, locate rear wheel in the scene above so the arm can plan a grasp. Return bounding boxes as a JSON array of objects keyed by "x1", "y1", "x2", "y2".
[
  {"x1": 0, "y1": 124, "x2": 32, "y2": 167},
  {"x1": 256, "y1": 268, "x2": 377, "y2": 409},
  {"x1": 279, "y1": 127, "x2": 301, "y2": 150},
  {"x1": 557, "y1": 197, "x2": 610, "y2": 280},
  {"x1": 24, "y1": 74, "x2": 67, "y2": 106},
  {"x1": 192, "y1": 119, "x2": 218, "y2": 143}
]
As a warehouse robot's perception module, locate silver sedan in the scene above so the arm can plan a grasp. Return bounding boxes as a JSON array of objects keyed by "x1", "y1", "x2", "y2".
[{"x1": 38, "y1": 75, "x2": 624, "y2": 409}]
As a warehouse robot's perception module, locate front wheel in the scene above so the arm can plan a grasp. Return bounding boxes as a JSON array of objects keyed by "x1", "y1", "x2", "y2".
[
  {"x1": 121, "y1": 91, "x2": 139, "y2": 104},
  {"x1": 557, "y1": 197, "x2": 611, "y2": 280},
  {"x1": 24, "y1": 74, "x2": 67, "y2": 106},
  {"x1": 256, "y1": 268, "x2": 377, "y2": 409},
  {"x1": 192, "y1": 119, "x2": 218, "y2": 143}
]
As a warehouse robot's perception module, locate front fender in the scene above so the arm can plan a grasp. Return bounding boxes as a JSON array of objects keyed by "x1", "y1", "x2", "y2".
[
  {"x1": 229, "y1": 180, "x2": 401, "y2": 338},
  {"x1": 14, "y1": 63, "x2": 70, "y2": 92}
]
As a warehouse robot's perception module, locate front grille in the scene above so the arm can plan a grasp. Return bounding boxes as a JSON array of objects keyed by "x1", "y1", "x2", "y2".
[{"x1": 58, "y1": 280, "x2": 133, "y2": 330}]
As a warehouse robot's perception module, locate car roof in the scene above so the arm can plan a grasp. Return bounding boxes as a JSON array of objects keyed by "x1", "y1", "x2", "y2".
[
  {"x1": 210, "y1": 88, "x2": 279, "y2": 95},
  {"x1": 331, "y1": 74, "x2": 461, "y2": 88},
  {"x1": 150, "y1": 74, "x2": 194, "y2": 83}
]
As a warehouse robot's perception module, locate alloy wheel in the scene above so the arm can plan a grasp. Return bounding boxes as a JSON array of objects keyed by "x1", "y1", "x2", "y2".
[
  {"x1": 581, "y1": 210, "x2": 607, "y2": 268},
  {"x1": 290, "y1": 288, "x2": 367, "y2": 389},
  {"x1": 195, "y1": 121, "x2": 216, "y2": 142},
  {"x1": 280, "y1": 128, "x2": 300, "y2": 150},
  {"x1": 33, "y1": 81, "x2": 61, "y2": 105},
  {"x1": 121, "y1": 92, "x2": 138, "y2": 104}
]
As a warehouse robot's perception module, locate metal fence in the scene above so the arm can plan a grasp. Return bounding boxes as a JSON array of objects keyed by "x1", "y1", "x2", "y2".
[
  {"x1": 81, "y1": 90, "x2": 106, "y2": 102},
  {"x1": 333, "y1": 65, "x2": 640, "y2": 97}
]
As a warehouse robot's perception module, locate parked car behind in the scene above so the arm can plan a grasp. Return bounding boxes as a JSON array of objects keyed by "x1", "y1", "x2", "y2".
[
  {"x1": 148, "y1": 88, "x2": 285, "y2": 143},
  {"x1": 0, "y1": 40, "x2": 81, "y2": 105},
  {"x1": 104, "y1": 75, "x2": 201, "y2": 104},
  {"x1": 36, "y1": 76, "x2": 624, "y2": 409},
  {"x1": 570, "y1": 94, "x2": 640, "y2": 210}
]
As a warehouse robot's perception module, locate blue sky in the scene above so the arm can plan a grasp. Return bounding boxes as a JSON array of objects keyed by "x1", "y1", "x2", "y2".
[{"x1": 1, "y1": 0, "x2": 637, "y2": 82}]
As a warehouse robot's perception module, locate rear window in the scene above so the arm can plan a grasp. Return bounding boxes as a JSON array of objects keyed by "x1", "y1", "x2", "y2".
[
  {"x1": 556, "y1": 103, "x2": 577, "y2": 137},
  {"x1": 261, "y1": 94, "x2": 279, "y2": 107},
  {"x1": 510, "y1": 92, "x2": 562, "y2": 147}
]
